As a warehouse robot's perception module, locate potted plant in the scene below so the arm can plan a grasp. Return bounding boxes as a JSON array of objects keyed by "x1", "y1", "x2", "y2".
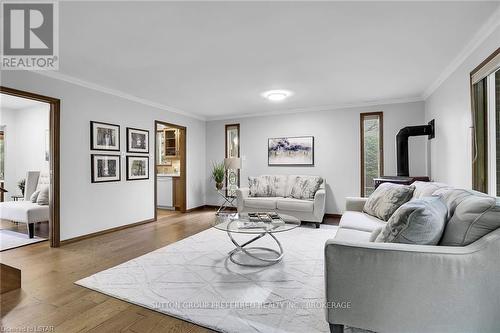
[
  {"x1": 211, "y1": 161, "x2": 225, "y2": 190},
  {"x1": 18, "y1": 179, "x2": 26, "y2": 196}
]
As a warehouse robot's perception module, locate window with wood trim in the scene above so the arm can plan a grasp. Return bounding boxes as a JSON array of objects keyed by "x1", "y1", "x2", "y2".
[
  {"x1": 225, "y1": 124, "x2": 240, "y2": 197},
  {"x1": 360, "y1": 112, "x2": 384, "y2": 197},
  {"x1": 471, "y1": 47, "x2": 500, "y2": 196}
]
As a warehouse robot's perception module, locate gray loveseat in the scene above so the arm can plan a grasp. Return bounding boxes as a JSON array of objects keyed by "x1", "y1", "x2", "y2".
[
  {"x1": 236, "y1": 175, "x2": 326, "y2": 228},
  {"x1": 325, "y1": 181, "x2": 500, "y2": 333}
]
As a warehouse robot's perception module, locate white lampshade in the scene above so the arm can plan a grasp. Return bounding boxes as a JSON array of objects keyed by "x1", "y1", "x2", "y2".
[{"x1": 224, "y1": 157, "x2": 241, "y2": 170}]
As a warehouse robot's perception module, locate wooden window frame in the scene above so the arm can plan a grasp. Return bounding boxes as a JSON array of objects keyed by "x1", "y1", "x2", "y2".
[
  {"x1": 470, "y1": 47, "x2": 500, "y2": 193},
  {"x1": 360, "y1": 112, "x2": 384, "y2": 197}
]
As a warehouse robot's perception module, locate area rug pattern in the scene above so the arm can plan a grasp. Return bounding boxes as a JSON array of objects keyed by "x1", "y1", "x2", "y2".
[
  {"x1": 0, "y1": 229, "x2": 46, "y2": 251},
  {"x1": 76, "y1": 225, "x2": 369, "y2": 333}
]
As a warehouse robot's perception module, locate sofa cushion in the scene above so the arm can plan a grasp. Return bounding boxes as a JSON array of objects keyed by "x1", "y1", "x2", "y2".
[
  {"x1": 433, "y1": 188, "x2": 476, "y2": 220},
  {"x1": 248, "y1": 175, "x2": 287, "y2": 197},
  {"x1": 0, "y1": 201, "x2": 49, "y2": 224},
  {"x1": 363, "y1": 183, "x2": 415, "y2": 221},
  {"x1": 375, "y1": 197, "x2": 448, "y2": 245},
  {"x1": 243, "y1": 197, "x2": 277, "y2": 210},
  {"x1": 412, "y1": 181, "x2": 449, "y2": 199},
  {"x1": 288, "y1": 176, "x2": 323, "y2": 200},
  {"x1": 440, "y1": 194, "x2": 500, "y2": 246},
  {"x1": 276, "y1": 198, "x2": 314, "y2": 212},
  {"x1": 339, "y1": 211, "x2": 386, "y2": 232},
  {"x1": 334, "y1": 228, "x2": 372, "y2": 243}
]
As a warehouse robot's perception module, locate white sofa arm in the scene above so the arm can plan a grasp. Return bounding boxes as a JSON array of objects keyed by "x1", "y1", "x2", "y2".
[
  {"x1": 345, "y1": 197, "x2": 368, "y2": 212},
  {"x1": 324, "y1": 229, "x2": 500, "y2": 333},
  {"x1": 236, "y1": 187, "x2": 249, "y2": 212},
  {"x1": 313, "y1": 188, "x2": 326, "y2": 222}
]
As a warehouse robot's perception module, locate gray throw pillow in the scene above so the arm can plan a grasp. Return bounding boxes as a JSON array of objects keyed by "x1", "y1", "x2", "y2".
[
  {"x1": 37, "y1": 186, "x2": 49, "y2": 206},
  {"x1": 288, "y1": 176, "x2": 323, "y2": 200},
  {"x1": 375, "y1": 197, "x2": 448, "y2": 245},
  {"x1": 248, "y1": 175, "x2": 287, "y2": 197},
  {"x1": 363, "y1": 183, "x2": 415, "y2": 221},
  {"x1": 439, "y1": 194, "x2": 500, "y2": 246},
  {"x1": 30, "y1": 190, "x2": 41, "y2": 203}
]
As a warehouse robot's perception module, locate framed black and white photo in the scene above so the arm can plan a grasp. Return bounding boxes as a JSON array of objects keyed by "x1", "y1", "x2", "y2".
[
  {"x1": 127, "y1": 127, "x2": 149, "y2": 153},
  {"x1": 90, "y1": 121, "x2": 120, "y2": 151},
  {"x1": 91, "y1": 154, "x2": 121, "y2": 183},
  {"x1": 268, "y1": 136, "x2": 314, "y2": 166},
  {"x1": 126, "y1": 156, "x2": 149, "y2": 181}
]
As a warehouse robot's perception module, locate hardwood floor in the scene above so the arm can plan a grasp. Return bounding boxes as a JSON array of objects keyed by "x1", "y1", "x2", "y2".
[{"x1": 0, "y1": 208, "x2": 339, "y2": 332}]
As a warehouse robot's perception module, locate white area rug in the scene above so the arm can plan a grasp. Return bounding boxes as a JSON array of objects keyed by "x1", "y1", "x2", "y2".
[
  {"x1": 0, "y1": 229, "x2": 46, "y2": 251},
  {"x1": 76, "y1": 225, "x2": 370, "y2": 333}
]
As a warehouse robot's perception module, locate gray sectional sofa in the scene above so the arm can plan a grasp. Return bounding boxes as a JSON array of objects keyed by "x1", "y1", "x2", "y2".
[
  {"x1": 236, "y1": 175, "x2": 326, "y2": 227},
  {"x1": 325, "y1": 181, "x2": 500, "y2": 333}
]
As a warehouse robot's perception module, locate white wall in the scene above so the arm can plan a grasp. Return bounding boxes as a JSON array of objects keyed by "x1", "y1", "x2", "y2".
[
  {"x1": 206, "y1": 101, "x2": 427, "y2": 214},
  {"x1": 0, "y1": 104, "x2": 50, "y2": 198},
  {"x1": 425, "y1": 25, "x2": 500, "y2": 188},
  {"x1": 2, "y1": 70, "x2": 206, "y2": 241}
]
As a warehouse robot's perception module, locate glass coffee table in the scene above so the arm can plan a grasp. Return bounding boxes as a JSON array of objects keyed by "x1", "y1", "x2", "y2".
[{"x1": 212, "y1": 213, "x2": 301, "y2": 267}]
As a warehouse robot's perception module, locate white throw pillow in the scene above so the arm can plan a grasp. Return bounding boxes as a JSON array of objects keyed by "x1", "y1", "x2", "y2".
[
  {"x1": 288, "y1": 176, "x2": 323, "y2": 200},
  {"x1": 30, "y1": 190, "x2": 41, "y2": 203},
  {"x1": 37, "y1": 186, "x2": 50, "y2": 206}
]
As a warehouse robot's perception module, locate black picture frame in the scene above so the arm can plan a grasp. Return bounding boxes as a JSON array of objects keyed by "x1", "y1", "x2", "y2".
[
  {"x1": 126, "y1": 127, "x2": 149, "y2": 154},
  {"x1": 90, "y1": 121, "x2": 120, "y2": 151},
  {"x1": 91, "y1": 154, "x2": 121, "y2": 183},
  {"x1": 126, "y1": 155, "x2": 150, "y2": 181},
  {"x1": 268, "y1": 136, "x2": 315, "y2": 166}
]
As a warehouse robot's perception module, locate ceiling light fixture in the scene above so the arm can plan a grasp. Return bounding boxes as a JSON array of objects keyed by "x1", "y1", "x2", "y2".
[{"x1": 262, "y1": 90, "x2": 293, "y2": 102}]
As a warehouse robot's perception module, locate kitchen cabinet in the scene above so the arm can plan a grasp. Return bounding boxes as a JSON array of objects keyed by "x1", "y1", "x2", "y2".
[{"x1": 157, "y1": 176, "x2": 173, "y2": 208}]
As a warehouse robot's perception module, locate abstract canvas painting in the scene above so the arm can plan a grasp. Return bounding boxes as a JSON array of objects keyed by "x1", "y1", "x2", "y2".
[{"x1": 268, "y1": 136, "x2": 314, "y2": 166}]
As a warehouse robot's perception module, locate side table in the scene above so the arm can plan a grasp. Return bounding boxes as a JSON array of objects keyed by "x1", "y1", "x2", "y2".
[{"x1": 215, "y1": 187, "x2": 237, "y2": 215}]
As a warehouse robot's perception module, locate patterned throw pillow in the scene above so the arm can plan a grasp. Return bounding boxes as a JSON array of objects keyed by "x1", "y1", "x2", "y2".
[
  {"x1": 288, "y1": 176, "x2": 323, "y2": 200},
  {"x1": 248, "y1": 175, "x2": 287, "y2": 197},
  {"x1": 363, "y1": 183, "x2": 415, "y2": 221},
  {"x1": 374, "y1": 197, "x2": 448, "y2": 245}
]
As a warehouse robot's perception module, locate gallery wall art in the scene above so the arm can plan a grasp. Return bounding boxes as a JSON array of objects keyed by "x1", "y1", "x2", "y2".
[
  {"x1": 90, "y1": 121, "x2": 120, "y2": 151},
  {"x1": 268, "y1": 136, "x2": 314, "y2": 166},
  {"x1": 91, "y1": 154, "x2": 121, "y2": 183},
  {"x1": 127, "y1": 127, "x2": 149, "y2": 154},
  {"x1": 126, "y1": 156, "x2": 149, "y2": 181}
]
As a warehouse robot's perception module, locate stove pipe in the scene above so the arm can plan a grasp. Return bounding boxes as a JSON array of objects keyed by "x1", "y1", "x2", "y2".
[{"x1": 396, "y1": 119, "x2": 435, "y2": 177}]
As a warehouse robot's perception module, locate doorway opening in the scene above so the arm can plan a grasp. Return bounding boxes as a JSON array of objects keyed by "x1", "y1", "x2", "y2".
[
  {"x1": 154, "y1": 121, "x2": 186, "y2": 219},
  {"x1": 0, "y1": 86, "x2": 60, "y2": 248}
]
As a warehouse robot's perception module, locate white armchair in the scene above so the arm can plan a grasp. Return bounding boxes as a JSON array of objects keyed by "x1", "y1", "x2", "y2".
[{"x1": 0, "y1": 171, "x2": 49, "y2": 238}]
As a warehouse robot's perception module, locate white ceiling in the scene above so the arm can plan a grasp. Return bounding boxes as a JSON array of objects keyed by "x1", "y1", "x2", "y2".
[
  {"x1": 0, "y1": 93, "x2": 47, "y2": 110},
  {"x1": 57, "y1": 1, "x2": 499, "y2": 120}
]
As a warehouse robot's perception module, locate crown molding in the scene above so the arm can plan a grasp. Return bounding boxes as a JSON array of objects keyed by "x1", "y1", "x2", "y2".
[
  {"x1": 422, "y1": 5, "x2": 500, "y2": 100},
  {"x1": 30, "y1": 70, "x2": 206, "y2": 121},
  {"x1": 207, "y1": 96, "x2": 424, "y2": 121}
]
